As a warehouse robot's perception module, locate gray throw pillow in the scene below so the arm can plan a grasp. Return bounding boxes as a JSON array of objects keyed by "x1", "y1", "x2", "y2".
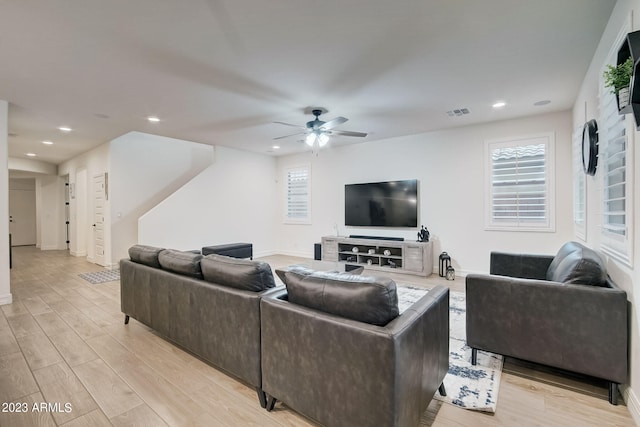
[
  {"x1": 285, "y1": 270, "x2": 399, "y2": 326},
  {"x1": 201, "y1": 254, "x2": 276, "y2": 292},
  {"x1": 128, "y1": 245, "x2": 164, "y2": 268},
  {"x1": 158, "y1": 249, "x2": 203, "y2": 279},
  {"x1": 546, "y1": 242, "x2": 607, "y2": 286}
]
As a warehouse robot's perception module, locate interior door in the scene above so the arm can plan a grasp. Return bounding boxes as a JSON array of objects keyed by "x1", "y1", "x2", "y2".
[
  {"x1": 93, "y1": 174, "x2": 106, "y2": 266},
  {"x1": 9, "y1": 188, "x2": 37, "y2": 246}
]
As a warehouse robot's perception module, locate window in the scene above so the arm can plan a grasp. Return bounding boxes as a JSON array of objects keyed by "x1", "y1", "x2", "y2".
[
  {"x1": 485, "y1": 134, "x2": 555, "y2": 231},
  {"x1": 284, "y1": 165, "x2": 311, "y2": 223},
  {"x1": 573, "y1": 125, "x2": 586, "y2": 240},
  {"x1": 599, "y1": 62, "x2": 634, "y2": 265}
]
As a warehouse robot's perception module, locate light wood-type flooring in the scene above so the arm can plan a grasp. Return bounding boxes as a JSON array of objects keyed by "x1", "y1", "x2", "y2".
[{"x1": 0, "y1": 246, "x2": 635, "y2": 426}]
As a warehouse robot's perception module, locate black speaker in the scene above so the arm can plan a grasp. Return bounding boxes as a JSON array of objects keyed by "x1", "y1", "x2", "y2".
[{"x1": 314, "y1": 243, "x2": 322, "y2": 260}]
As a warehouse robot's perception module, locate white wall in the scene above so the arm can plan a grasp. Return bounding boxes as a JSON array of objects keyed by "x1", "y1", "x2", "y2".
[
  {"x1": 110, "y1": 132, "x2": 214, "y2": 263},
  {"x1": 573, "y1": 0, "x2": 640, "y2": 420},
  {"x1": 276, "y1": 111, "x2": 574, "y2": 274},
  {"x1": 0, "y1": 100, "x2": 11, "y2": 305},
  {"x1": 139, "y1": 145, "x2": 278, "y2": 256},
  {"x1": 58, "y1": 143, "x2": 110, "y2": 265}
]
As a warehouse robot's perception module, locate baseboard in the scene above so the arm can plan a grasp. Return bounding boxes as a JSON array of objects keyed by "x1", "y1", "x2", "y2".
[
  {"x1": 41, "y1": 245, "x2": 66, "y2": 251},
  {"x1": 0, "y1": 293, "x2": 13, "y2": 306},
  {"x1": 70, "y1": 250, "x2": 87, "y2": 257},
  {"x1": 622, "y1": 384, "x2": 640, "y2": 425}
]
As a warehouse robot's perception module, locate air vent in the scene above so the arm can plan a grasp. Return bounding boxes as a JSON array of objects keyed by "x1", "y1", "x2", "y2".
[{"x1": 446, "y1": 108, "x2": 470, "y2": 117}]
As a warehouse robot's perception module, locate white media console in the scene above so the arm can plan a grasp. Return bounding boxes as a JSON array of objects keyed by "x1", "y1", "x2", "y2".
[{"x1": 321, "y1": 236, "x2": 433, "y2": 277}]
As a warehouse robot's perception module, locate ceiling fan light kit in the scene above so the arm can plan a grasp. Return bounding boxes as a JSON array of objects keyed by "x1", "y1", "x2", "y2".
[{"x1": 274, "y1": 108, "x2": 367, "y2": 152}]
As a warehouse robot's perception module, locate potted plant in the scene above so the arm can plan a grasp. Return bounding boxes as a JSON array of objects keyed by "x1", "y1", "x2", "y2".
[{"x1": 604, "y1": 57, "x2": 633, "y2": 112}]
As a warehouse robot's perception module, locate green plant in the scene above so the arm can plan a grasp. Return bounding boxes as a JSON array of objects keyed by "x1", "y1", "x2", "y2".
[{"x1": 603, "y1": 57, "x2": 633, "y2": 95}]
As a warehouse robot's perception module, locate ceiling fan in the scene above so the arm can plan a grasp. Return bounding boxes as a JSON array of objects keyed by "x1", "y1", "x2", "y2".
[{"x1": 273, "y1": 109, "x2": 368, "y2": 148}]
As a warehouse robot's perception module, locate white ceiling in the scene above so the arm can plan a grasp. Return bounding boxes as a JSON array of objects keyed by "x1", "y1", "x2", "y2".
[{"x1": 1, "y1": 0, "x2": 616, "y2": 165}]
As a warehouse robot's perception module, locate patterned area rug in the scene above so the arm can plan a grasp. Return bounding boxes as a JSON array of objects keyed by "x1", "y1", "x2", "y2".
[
  {"x1": 78, "y1": 269, "x2": 120, "y2": 284},
  {"x1": 397, "y1": 286, "x2": 503, "y2": 413}
]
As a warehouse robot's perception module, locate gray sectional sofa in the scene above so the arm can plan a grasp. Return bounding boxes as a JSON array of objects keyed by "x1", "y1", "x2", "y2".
[
  {"x1": 465, "y1": 241, "x2": 628, "y2": 405},
  {"x1": 121, "y1": 247, "x2": 450, "y2": 426},
  {"x1": 120, "y1": 245, "x2": 279, "y2": 407}
]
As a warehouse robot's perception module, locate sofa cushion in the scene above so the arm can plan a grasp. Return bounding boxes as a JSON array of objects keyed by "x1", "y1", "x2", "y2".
[
  {"x1": 546, "y1": 242, "x2": 607, "y2": 286},
  {"x1": 285, "y1": 271, "x2": 399, "y2": 326},
  {"x1": 201, "y1": 254, "x2": 276, "y2": 292},
  {"x1": 158, "y1": 249, "x2": 203, "y2": 279},
  {"x1": 275, "y1": 265, "x2": 315, "y2": 286},
  {"x1": 128, "y1": 245, "x2": 164, "y2": 268}
]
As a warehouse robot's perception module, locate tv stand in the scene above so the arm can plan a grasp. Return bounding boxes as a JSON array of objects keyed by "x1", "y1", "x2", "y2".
[{"x1": 321, "y1": 236, "x2": 433, "y2": 277}]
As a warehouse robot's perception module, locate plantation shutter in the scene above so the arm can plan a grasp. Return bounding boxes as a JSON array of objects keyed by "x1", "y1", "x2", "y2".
[
  {"x1": 285, "y1": 166, "x2": 310, "y2": 222},
  {"x1": 486, "y1": 135, "x2": 553, "y2": 231},
  {"x1": 601, "y1": 80, "x2": 628, "y2": 238}
]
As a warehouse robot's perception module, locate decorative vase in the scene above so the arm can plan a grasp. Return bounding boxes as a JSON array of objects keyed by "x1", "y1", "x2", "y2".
[
  {"x1": 367, "y1": 259, "x2": 373, "y2": 265},
  {"x1": 352, "y1": 247, "x2": 359, "y2": 253},
  {"x1": 446, "y1": 266, "x2": 455, "y2": 281},
  {"x1": 368, "y1": 248, "x2": 375, "y2": 255},
  {"x1": 383, "y1": 249, "x2": 391, "y2": 256}
]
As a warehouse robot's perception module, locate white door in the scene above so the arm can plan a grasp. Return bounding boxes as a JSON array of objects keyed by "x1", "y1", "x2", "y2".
[
  {"x1": 9, "y1": 189, "x2": 37, "y2": 246},
  {"x1": 93, "y1": 174, "x2": 106, "y2": 266}
]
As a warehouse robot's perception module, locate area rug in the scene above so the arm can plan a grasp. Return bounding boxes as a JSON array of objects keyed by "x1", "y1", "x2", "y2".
[
  {"x1": 78, "y1": 269, "x2": 120, "y2": 284},
  {"x1": 397, "y1": 286, "x2": 503, "y2": 413}
]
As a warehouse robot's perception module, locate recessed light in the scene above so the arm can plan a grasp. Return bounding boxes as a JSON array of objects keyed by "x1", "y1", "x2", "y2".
[
  {"x1": 58, "y1": 126, "x2": 72, "y2": 132},
  {"x1": 42, "y1": 140, "x2": 54, "y2": 145},
  {"x1": 534, "y1": 100, "x2": 551, "y2": 106},
  {"x1": 273, "y1": 145, "x2": 280, "y2": 149},
  {"x1": 492, "y1": 101, "x2": 506, "y2": 109},
  {"x1": 147, "y1": 116, "x2": 160, "y2": 123},
  {"x1": 26, "y1": 153, "x2": 36, "y2": 157}
]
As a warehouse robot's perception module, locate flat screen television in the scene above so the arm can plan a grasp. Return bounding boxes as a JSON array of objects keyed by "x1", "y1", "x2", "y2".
[{"x1": 345, "y1": 179, "x2": 418, "y2": 227}]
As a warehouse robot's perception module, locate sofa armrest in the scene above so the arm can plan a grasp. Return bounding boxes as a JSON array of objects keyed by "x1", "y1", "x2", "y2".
[
  {"x1": 261, "y1": 286, "x2": 449, "y2": 427},
  {"x1": 490, "y1": 252, "x2": 554, "y2": 279},
  {"x1": 466, "y1": 274, "x2": 628, "y2": 383}
]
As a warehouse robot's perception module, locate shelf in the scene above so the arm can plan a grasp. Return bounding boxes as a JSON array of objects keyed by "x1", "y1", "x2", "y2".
[{"x1": 617, "y1": 30, "x2": 640, "y2": 129}]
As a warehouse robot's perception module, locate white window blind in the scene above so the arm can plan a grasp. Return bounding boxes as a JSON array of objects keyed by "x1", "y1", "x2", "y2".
[
  {"x1": 485, "y1": 134, "x2": 554, "y2": 231},
  {"x1": 285, "y1": 165, "x2": 311, "y2": 223},
  {"x1": 599, "y1": 67, "x2": 633, "y2": 264}
]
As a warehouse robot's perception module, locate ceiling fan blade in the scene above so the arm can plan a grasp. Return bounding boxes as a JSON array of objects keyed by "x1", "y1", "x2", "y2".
[
  {"x1": 320, "y1": 116, "x2": 348, "y2": 130},
  {"x1": 273, "y1": 132, "x2": 306, "y2": 140},
  {"x1": 273, "y1": 121, "x2": 306, "y2": 129},
  {"x1": 331, "y1": 130, "x2": 368, "y2": 137}
]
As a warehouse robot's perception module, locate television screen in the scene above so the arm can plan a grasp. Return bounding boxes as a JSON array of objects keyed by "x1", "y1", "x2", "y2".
[{"x1": 345, "y1": 180, "x2": 418, "y2": 227}]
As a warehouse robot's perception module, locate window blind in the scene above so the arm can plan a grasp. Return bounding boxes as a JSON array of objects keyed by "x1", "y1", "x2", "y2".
[
  {"x1": 601, "y1": 85, "x2": 627, "y2": 238},
  {"x1": 285, "y1": 166, "x2": 310, "y2": 221},
  {"x1": 488, "y1": 139, "x2": 550, "y2": 229}
]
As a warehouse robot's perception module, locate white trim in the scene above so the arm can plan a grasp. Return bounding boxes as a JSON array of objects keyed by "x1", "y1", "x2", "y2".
[
  {"x1": 622, "y1": 385, "x2": 640, "y2": 426},
  {"x1": 70, "y1": 250, "x2": 87, "y2": 257},
  {"x1": 0, "y1": 293, "x2": 13, "y2": 306}
]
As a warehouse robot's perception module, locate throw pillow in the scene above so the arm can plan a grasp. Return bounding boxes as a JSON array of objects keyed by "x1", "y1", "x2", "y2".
[
  {"x1": 158, "y1": 249, "x2": 203, "y2": 279},
  {"x1": 285, "y1": 270, "x2": 399, "y2": 326},
  {"x1": 128, "y1": 245, "x2": 164, "y2": 268},
  {"x1": 546, "y1": 242, "x2": 607, "y2": 286},
  {"x1": 201, "y1": 254, "x2": 276, "y2": 292}
]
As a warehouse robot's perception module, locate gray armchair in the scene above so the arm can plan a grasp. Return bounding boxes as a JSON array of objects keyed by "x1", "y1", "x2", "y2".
[
  {"x1": 261, "y1": 268, "x2": 449, "y2": 427},
  {"x1": 465, "y1": 242, "x2": 628, "y2": 405}
]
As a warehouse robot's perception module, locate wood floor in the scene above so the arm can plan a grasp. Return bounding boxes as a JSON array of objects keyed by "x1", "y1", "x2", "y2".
[{"x1": 0, "y1": 247, "x2": 635, "y2": 426}]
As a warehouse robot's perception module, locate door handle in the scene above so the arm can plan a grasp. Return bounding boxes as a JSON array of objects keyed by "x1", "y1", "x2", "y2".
[{"x1": 92, "y1": 224, "x2": 96, "y2": 227}]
